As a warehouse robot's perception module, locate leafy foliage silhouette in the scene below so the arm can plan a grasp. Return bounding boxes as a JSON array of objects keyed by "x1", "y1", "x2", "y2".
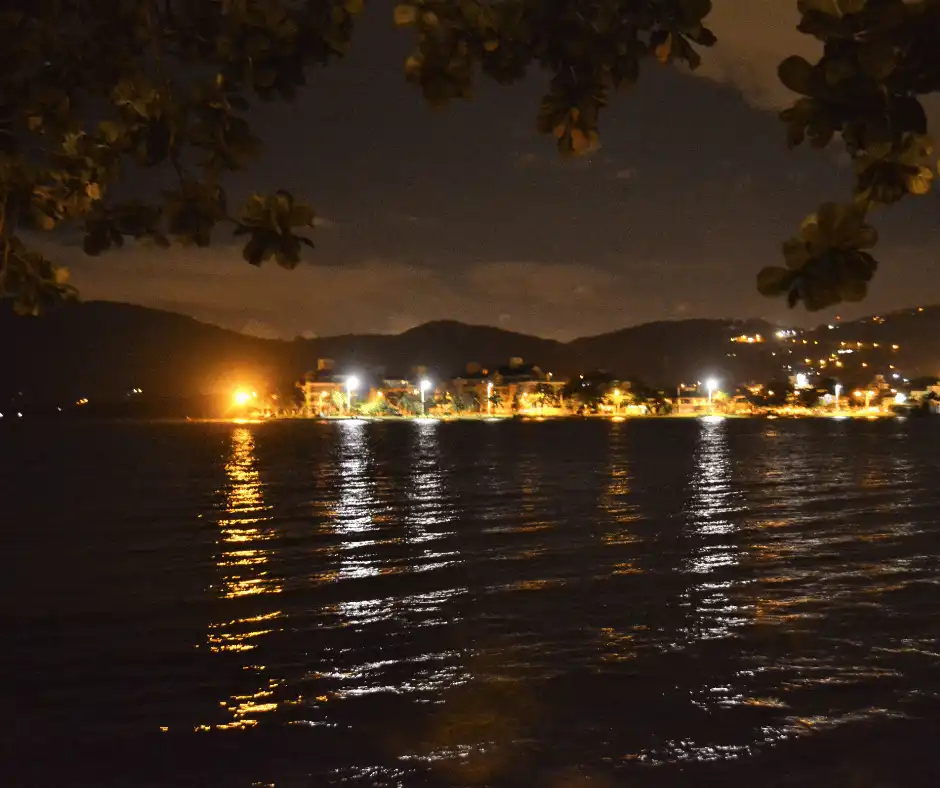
[{"x1": 1, "y1": 0, "x2": 936, "y2": 314}]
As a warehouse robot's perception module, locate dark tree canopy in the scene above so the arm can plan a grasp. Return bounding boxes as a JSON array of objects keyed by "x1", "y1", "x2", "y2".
[{"x1": 1, "y1": 0, "x2": 938, "y2": 316}]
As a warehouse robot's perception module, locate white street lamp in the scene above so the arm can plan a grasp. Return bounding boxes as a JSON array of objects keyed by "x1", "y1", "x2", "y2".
[
  {"x1": 834, "y1": 383, "x2": 842, "y2": 412},
  {"x1": 486, "y1": 381, "x2": 493, "y2": 416},
  {"x1": 420, "y1": 378, "x2": 432, "y2": 416},
  {"x1": 706, "y1": 378, "x2": 718, "y2": 412},
  {"x1": 346, "y1": 375, "x2": 360, "y2": 415}
]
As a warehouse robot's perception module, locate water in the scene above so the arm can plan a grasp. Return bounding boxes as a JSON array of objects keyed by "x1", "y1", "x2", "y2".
[{"x1": 3, "y1": 417, "x2": 940, "y2": 786}]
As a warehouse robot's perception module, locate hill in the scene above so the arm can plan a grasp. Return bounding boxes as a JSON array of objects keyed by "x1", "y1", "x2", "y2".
[{"x1": 3, "y1": 300, "x2": 940, "y2": 408}]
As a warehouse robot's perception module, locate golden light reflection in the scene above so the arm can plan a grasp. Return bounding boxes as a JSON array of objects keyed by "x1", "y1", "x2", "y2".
[
  {"x1": 202, "y1": 426, "x2": 284, "y2": 731},
  {"x1": 602, "y1": 426, "x2": 642, "y2": 544},
  {"x1": 214, "y1": 428, "x2": 281, "y2": 600}
]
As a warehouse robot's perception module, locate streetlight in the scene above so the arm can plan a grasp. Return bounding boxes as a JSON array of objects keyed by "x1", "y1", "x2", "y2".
[
  {"x1": 420, "y1": 378, "x2": 432, "y2": 416},
  {"x1": 487, "y1": 381, "x2": 493, "y2": 416},
  {"x1": 346, "y1": 375, "x2": 360, "y2": 416},
  {"x1": 834, "y1": 383, "x2": 842, "y2": 412},
  {"x1": 706, "y1": 378, "x2": 718, "y2": 413}
]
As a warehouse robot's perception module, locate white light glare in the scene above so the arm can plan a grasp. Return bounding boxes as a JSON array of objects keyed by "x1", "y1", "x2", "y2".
[
  {"x1": 346, "y1": 375, "x2": 360, "y2": 392},
  {"x1": 420, "y1": 378, "x2": 432, "y2": 392}
]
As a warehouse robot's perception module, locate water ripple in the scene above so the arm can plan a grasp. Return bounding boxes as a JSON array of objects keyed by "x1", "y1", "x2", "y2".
[{"x1": 3, "y1": 418, "x2": 940, "y2": 785}]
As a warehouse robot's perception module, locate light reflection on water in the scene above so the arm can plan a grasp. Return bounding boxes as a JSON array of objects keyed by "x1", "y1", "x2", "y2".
[
  {"x1": 682, "y1": 418, "x2": 748, "y2": 640},
  {"x1": 5, "y1": 418, "x2": 940, "y2": 785},
  {"x1": 205, "y1": 427, "x2": 284, "y2": 731}
]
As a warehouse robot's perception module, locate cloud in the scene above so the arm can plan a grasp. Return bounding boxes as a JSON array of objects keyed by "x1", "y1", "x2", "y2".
[
  {"x1": 697, "y1": 4, "x2": 940, "y2": 141},
  {"x1": 697, "y1": 0, "x2": 819, "y2": 109},
  {"x1": 464, "y1": 262, "x2": 618, "y2": 307},
  {"x1": 513, "y1": 151, "x2": 541, "y2": 169},
  {"x1": 511, "y1": 149, "x2": 601, "y2": 173},
  {"x1": 241, "y1": 319, "x2": 281, "y2": 339},
  {"x1": 387, "y1": 211, "x2": 434, "y2": 227},
  {"x1": 62, "y1": 246, "x2": 657, "y2": 340}
]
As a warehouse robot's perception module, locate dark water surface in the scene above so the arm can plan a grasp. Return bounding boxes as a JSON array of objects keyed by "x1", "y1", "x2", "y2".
[{"x1": 3, "y1": 418, "x2": 940, "y2": 786}]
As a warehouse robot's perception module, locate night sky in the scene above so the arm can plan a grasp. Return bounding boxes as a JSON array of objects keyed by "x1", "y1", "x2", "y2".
[{"x1": 58, "y1": 1, "x2": 940, "y2": 340}]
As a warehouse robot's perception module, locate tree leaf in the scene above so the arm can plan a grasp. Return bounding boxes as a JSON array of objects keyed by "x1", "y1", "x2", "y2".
[
  {"x1": 654, "y1": 34, "x2": 673, "y2": 64},
  {"x1": 394, "y1": 4, "x2": 417, "y2": 26},
  {"x1": 778, "y1": 56, "x2": 814, "y2": 94},
  {"x1": 757, "y1": 266, "x2": 792, "y2": 297},
  {"x1": 839, "y1": 278, "x2": 867, "y2": 302},
  {"x1": 906, "y1": 166, "x2": 933, "y2": 195}
]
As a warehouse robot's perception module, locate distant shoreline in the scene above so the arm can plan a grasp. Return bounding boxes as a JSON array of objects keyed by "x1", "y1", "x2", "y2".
[{"x1": 2, "y1": 411, "x2": 913, "y2": 426}]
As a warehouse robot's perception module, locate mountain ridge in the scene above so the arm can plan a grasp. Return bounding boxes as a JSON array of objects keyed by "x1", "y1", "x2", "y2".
[{"x1": 4, "y1": 300, "x2": 940, "y2": 402}]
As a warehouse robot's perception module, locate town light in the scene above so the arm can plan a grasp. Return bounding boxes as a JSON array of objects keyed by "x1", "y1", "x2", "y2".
[
  {"x1": 895, "y1": 392, "x2": 908, "y2": 405},
  {"x1": 346, "y1": 375, "x2": 360, "y2": 415},
  {"x1": 706, "y1": 378, "x2": 718, "y2": 413},
  {"x1": 419, "y1": 378, "x2": 432, "y2": 416},
  {"x1": 233, "y1": 390, "x2": 252, "y2": 406}
]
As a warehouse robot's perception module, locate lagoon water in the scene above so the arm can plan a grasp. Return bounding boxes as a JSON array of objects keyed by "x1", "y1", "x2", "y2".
[{"x1": 3, "y1": 417, "x2": 940, "y2": 786}]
